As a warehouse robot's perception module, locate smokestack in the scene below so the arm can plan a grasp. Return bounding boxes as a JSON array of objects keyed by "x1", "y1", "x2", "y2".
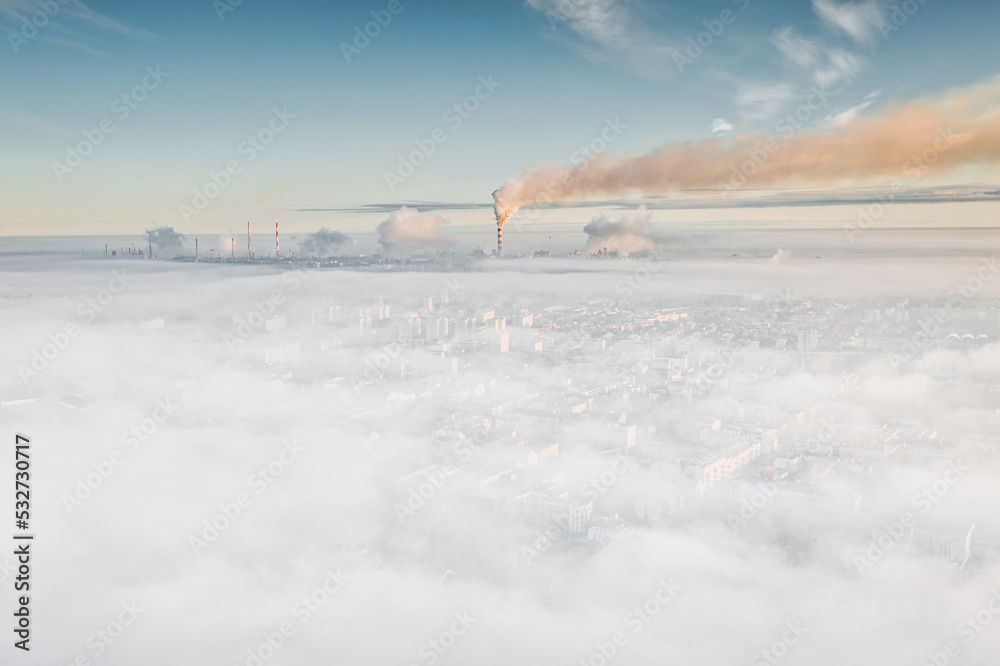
[
  {"x1": 497, "y1": 225, "x2": 502, "y2": 257},
  {"x1": 275, "y1": 218, "x2": 279, "y2": 258},
  {"x1": 195, "y1": 237, "x2": 198, "y2": 259},
  {"x1": 247, "y1": 221, "x2": 251, "y2": 259}
]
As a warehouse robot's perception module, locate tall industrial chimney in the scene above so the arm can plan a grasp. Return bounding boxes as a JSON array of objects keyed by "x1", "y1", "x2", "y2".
[
  {"x1": 275, "y1": 219, "x2": 279, "y2": 258},
  {"x1": 247, "y1": 221, "x2": 252, "y2": 259},
  {"x1": 497, "y1": 225, "x2": 502, "y2": 257}
]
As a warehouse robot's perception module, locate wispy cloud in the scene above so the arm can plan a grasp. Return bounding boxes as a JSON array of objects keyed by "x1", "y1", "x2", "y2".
[
  {"x1": 813, "y1": 47, "x2": 863, "y2": 88},
  {"x1": 0, "y1": 0, "x2": 152, "y2": 53},
  {"x1": 762, "y1": 0, "x2": 882, "y2": 124},
  {"x1": 0, "y1": 107, "x2": 66, "y2": 132},
  {"x1": 711, "y1": 118, "x2": 734, "y2": 134},
  {"x1": 736, "y1": 82, "x2": 796, "y2": 121},
  {"x1": 770, "y1": 26, "x2": 822, "y2": 68},
  {"x1": 526, "y1": 0, "x2": 675, "y2": 74},
  {"x1": 827, "y1": 89, "x2": 881, "y2": 126},
  {"x1": 770, "y1": 26, "x2": 863, "y2": 89},
  {"x1": 812, "y1": 0, "x2": 886, "y2": 45}
]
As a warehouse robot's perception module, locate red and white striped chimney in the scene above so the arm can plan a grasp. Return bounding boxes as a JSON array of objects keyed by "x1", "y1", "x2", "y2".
[{"x1": 497, "y1": 226, "x2": 503, "y2": 257}]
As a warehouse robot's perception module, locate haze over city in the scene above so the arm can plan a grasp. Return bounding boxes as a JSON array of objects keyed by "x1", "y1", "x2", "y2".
[{"x1": 2, "y1": 1, "x2": 1000, "y2": 664}]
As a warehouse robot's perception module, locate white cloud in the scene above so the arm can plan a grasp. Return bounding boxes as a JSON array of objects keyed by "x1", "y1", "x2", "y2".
[
  {"x1": 376, "y1": 206, "x2": 449, "y2": 251},
  {"x1": 0, "y1": 0, "x2": 152, "y2": 52},
  {"x1": 736, "y1": 82, "x2": 796, "y2": 121},
  {"x1": 771, "y1": 27, "x2": 865, "y2": 89},
  {"x1": 770, "y1": 248, "x2": 791, "y2": 263},
  {"x1": 583, "y1": 206, "x2": 669, "y2": 256},
  {"x1": 526, "y1": 0, "x2": 675, "y2": 73},
  {"x1": 770, "y1": 26, "x2": 821, "y2": 68},
  {"x1": 711, "y1": 118, "x2": 734, "y2": 134},
  {"x1": 813, "y1": 47, "x2": 864, "y2": 88},
  {"x1": 812, "y1": 0, "x2": 886, "y2": 44},
  {"x1": 826, "y1": 89, "x2": 881, "y2": 126}
]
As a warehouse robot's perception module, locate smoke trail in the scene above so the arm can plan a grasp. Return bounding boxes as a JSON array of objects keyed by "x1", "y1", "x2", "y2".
[
  {"x1": 493, "y1": 75, "x2": 1000, "y2": 223},
  {"x1": 298, "y1": 227, "x2": 349, "y2": 257},
  {"x1": 492, "y1": 189, "x2": 515, "y2": 228}
]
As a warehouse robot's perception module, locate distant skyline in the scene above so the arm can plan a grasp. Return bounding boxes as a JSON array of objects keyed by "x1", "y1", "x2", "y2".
[{"x1": 2, "y1": 0, "x2": 999, "y2": 235}]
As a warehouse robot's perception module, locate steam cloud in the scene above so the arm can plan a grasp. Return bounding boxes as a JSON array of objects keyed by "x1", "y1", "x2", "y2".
[
  {"x1": 377, "y1": 206, "x2": 448, "y2": 250},
  {"x1": 492, "y1": 75, "x2": 1000, "y2": 224},
  {"x1": 146, "y1": 226, "x2": 185, "y2": 258},
  {"x1": 583, "y1": 207, "x2": 667, "y2": 256},
  {"x1": 770, "y1": 248, "x2": 792, "y2": 263},
  {"x1": 298, "y1": 227, "x2": 350, "y2": 257}
]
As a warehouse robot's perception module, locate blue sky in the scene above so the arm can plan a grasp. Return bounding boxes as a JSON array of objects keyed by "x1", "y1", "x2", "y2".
[{"x1": 1, "y1": 0, "x2": 999, "y2": 235}]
